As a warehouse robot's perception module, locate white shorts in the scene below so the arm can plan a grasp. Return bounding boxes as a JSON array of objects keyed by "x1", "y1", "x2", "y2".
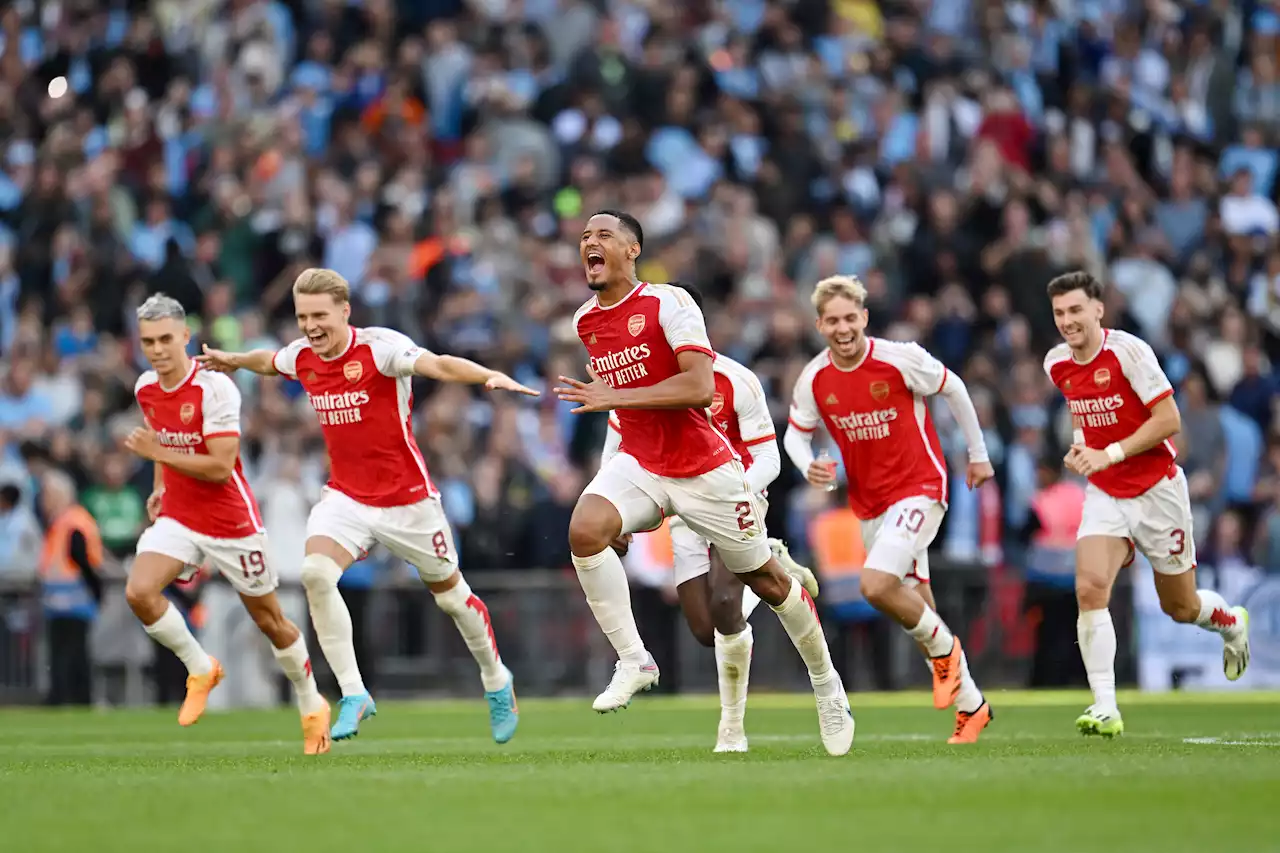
[
  {"x1": 1078, "y1": 467, "x2": 1196, "y2": 575},
  {"x1": 136, "y1": 516, "x2": 278, "y2": 598},
  {"x1": 584, "y1": 453, "x2": 771, "y2": 574},
  {"x1": 670, "y1": 496, "x2": 769, "y2": 586},
  {"x1": 308, "y1": 487, "x2": 458, "y2": 582},
  {"x1": 859, "y1": 496, "x2": 945, "y2": 586}
]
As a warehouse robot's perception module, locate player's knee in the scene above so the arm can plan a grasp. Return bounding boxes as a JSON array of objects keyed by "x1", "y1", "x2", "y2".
[
  {"x1": 124, "y1": 577, "x2": 164, "y2": 617},
  {"x1": 568, "y1": 497, "x2": 622, "y2": 557},
  {"x1": 300, "y1": 553, "x2": 343, "y2": 596},
  {"x1": 1074, "y1": 571, "x2": 1111, "y2": 610},
  {"x1": 1160, "y1": 595, "x2": 1199, "y2": 624},
  {"x1": 859, "y1": 568, "x2": 898, "y2": 608},
  {"x1": 709, "y1": 587, "x2": 745, "y2": 635}
]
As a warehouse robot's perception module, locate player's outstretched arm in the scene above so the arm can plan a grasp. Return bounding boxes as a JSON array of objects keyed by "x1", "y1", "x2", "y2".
[
  {"x1": 555, "y1": 351, "x2": 714, "y2": 413},
  {"x1": 196, "y1": 346, "x2": 279, "y2": 376},
  {"x1": 934, "y1": 372, "x2": 994, "y2": 487},
  {"x1": 125, "y1": 429, "x2": 238, "y2": 483},
  {"x1": 412, "y1": 352, "x2": 538, "y2": 395}
]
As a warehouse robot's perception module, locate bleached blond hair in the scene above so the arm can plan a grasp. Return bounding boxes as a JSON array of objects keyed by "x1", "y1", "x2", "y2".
[
  {"x1": 293, "y1": 268, "x2": 351, "y2": 303},
  {"x1": 811, "y1": 275, "x2": 868, "y2": 314}
]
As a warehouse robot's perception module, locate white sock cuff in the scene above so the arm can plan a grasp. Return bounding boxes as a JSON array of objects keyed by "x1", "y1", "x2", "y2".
[
  {"x1": 769, "y1": 576, "x2": 802, "y2": 613},
  {"x1": 432, "y1": 577, "x2": 473, "y2": 612},
  {"x1": 301, "y1": 552, "x2": 344, "y2": 588},
  {"x1": 1078, "y1": 608, "x2": 1112, "y2": 628},
  {"x1": 571, "y1": 549, "x2": 611, "y2": 572},
  {"x1": 714, "y1": 624, "x2": 753, "y2": 647},
  {"x1": 143, "y1": 601, "x2": 180, "y2": 635},
  {"x1": 271, "y1": 633, "x2": 307, "y2": 661}
]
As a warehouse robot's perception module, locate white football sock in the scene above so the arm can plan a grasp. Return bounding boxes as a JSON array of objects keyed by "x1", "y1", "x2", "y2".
[
  {"x1": 770, "y1": 578, "x2": 838, "y2": 695},
  {"x1": 907, "y1": 606, "x2": 956, "y2": 657},
  {"x1": 433, "y1": 577, "x2": 509, "y2": 692},
  {"x1": 1194, "y1": 590, "x2": 1241, "y2": 637},
  {"x1": 572, "y1": 547, "x2": 649, "y2": 665},
  {"x1": 714, "y1": 624, "x2": 753, "y2": 725},
  {"x1": 300, "y1": 554, "x2": 366, "y2": 697},
  {"x1": 1077, "y1": 608, "x2": 1117, "y2": 713},
  {"x1": 143, "y1": 602, "x2": 212, "y2": 675},
  {"x1": 271, "y1": 634, "x2": 326, "y2": 715},
  {"x1": 740, "y1": 584, "x2": 762, "y2": 620},
  {"x1": 955, "y1": 649, "x2": 984, "y2": 714}
]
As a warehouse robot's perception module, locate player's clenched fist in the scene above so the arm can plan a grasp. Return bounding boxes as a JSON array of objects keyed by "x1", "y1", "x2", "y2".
[
  {"x1": 145, "y1": 489, "x2": 164, "y2": 522},
  {"x1": 125, "y1": 427, "x2": 162, "y2": 462},
  {"x1": 966, "y1": 460, "x2": 995, "y2": 489}
]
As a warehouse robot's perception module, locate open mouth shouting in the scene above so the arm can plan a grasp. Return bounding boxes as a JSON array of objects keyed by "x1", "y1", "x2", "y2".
[{"x1": 585, "y1": 249, "x2": 606, "y2": 277}]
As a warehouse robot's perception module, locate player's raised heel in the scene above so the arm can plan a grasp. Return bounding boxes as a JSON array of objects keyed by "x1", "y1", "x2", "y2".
[
  {"x1": 485, "y1": 667, "x2": 519, "y2": 744},
  {"x1": 1075, "y1": 705, "x2": 1123, "y2": 738},
  {"x1": 929, "y1": 638, "x2": 964, "y2": 710},
  {"x1": 178, "y1": 657, "x2": 224, "y2": 727},
  {"x1": 1224, "y1": 607, "x2": 1250, "y2": 682},
  {"x1": 302, "y1": 702, "x2": 332, "y2": 755},
  {"x1": 948, "y1": 701, "x2": 993, "y2": 744},
  {"x1": 331, "y1": 693, "x2": 377, "y2": 740},
  {"x1": 592, "y1": 657, "x2": 660, "y2": 713}
]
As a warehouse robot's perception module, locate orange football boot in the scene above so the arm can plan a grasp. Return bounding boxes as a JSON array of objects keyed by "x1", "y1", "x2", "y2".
[
  {"x1": 948, "y1": 701, "x2": 993, "y2": 744},
  {"x1": 929, "y1": 638, "x2": 963, "y2": 710},
  {"x1": 178, "y1": 657, "x2": 224, "y2": 726},
  {"x1": 302, "y1": 702, "x2": 332, "y2": 755}
]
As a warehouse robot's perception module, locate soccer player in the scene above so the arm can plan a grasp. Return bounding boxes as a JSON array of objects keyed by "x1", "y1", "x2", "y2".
[
  {"x1": 783, "y1": 275, "x2": 995, "y2": 744},
  {"x1": 554, "y1": 211, "x2": 854, "y2": 757},
  {"x1": 601, "y1": 281, "x2": 820, "y2": 753},
  {"x1": 123, "y1": 294, "x2": 330, "y2": 754},
  {"x1": 197, "y1": 269, "x2": 535, "y2": 744},
  {"x1": 1044, "y1": 271, "x2": 1250, "y2": 737}
]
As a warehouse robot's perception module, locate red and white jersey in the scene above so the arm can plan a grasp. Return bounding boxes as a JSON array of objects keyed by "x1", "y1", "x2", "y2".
[
  {"x1": 273, "y1": 327, "x2": 436, "y2": 508},
  {"x1": 789, "y1": 338, "x2": 949, "y2": 519},
  {"x1": 135, "y1": 364, "x2": 264, "y2": 539},
  {"x1": 1044, "y1": 328, "x2": 1177, "y2": 499},
  {"x1": 609, "y1": 353, "x2": 775, "y2": 467},
  {"x1": 576, "y1": 282, "x2": 737, "y2": 478}
]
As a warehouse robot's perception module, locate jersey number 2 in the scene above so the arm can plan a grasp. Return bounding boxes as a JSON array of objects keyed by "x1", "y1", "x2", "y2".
[
  {"x1": 734, "y1": 501, "x2": 755, "y2": 531},
  {"x1": 239, "y1": 551, "x2": 266, "y2": 579}
]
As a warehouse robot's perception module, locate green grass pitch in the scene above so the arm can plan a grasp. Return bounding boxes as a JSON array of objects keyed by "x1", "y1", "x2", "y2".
[{"x1": 2, "y1": 690, "x2": 1278, "y2": 853}]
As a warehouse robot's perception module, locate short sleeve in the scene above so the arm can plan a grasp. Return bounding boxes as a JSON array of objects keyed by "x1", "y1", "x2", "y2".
[
  {"x1": 788, "y1": 366, "x2": 821, "y2": 432},
  {"x1": 365, "y1": 327, "x2": 430, "y2": 378},
  {"x1": 272, "y1": 338, "x2": 306, "y2": 379},
  {"x1": 1113, "y1": 334, "x2": 1173, "y2": 407},
  {"x1": 883, "y1": 341, "x2": 947, "y2": 396},
  {"x1": 728, "y1": 364, "x2": 775, "y2": 444},
  {"x1": 656, "y1": 287, "x2": 714, "y2": 357},
  {"x1": 202, "y1": 374, "x2": 242, "y2": 437}
]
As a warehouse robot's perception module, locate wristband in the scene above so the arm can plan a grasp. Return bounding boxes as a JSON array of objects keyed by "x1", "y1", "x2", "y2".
[
  {"x1": 1072, "y1": 429, "x2": 1085, "y2": 446},
  {"x1": 1105, "y1": 443, "x2": 1126, "y2": 464}
]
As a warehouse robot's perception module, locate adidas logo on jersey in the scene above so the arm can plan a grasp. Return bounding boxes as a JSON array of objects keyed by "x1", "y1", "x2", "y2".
[
  {"x1": 826, "y1": 393, "x2": 838, "y2": 405},
  {"x1": 588, "y1": 333, "x2": 597, "y2": 345}
]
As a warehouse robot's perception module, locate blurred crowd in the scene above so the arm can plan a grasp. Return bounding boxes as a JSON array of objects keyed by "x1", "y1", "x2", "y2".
[{"x1": 4, "y1": 0, "x2": 1280, "y2": 607}]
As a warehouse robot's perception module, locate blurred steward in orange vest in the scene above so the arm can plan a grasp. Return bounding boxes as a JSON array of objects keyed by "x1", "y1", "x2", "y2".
[
  {"x1": 1021, "y1": 455, "x2": 1087, "y2": 688},
  {"x1": 38, "y1": 469, "x2": 104, "y2": 706}
]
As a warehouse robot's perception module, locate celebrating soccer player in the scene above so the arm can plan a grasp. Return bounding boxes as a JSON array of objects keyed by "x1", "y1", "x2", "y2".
[
  {"x1": 1044, "y1": 271, "x2": 1250, "y2": 737},
  {"x1": 125, "y1": 294, "x2": 330, "y2": 754},
  {"x1": 197, "y1": 269, "x2": 535, "y2": 744},
  {"x1": 602, "y1": 281, "x2": 820, "y2": 753},
  {"x1": 555, "y1": 211, "x2": 855, "y2": 757},
  {"x1": 783, "y1": 275, "x2": 995, "y2": 744}
]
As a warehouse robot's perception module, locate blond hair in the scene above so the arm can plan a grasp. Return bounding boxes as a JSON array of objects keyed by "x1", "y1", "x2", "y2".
[
  {"x1": 811, "y1": 275, "x2": 867, "y2": 314},
  {"x1": 292, "y1": 268, "x2": 351, "y2": 303}
]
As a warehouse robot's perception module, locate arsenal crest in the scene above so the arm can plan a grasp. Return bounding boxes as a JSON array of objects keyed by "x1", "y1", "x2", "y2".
[
  {"x1": 1093, "y1": 368, "x2": 1111, "y2": 389},
  {"x1": 343, "y1": 361, "x2": 364, "y2": 383},
  {"x1": 179, "y1": 403, "x2": 195, "y2": 424},
  {"x1": 627, "y1": 313, "x2": 646, "y2": 337},
  {"x1": 709, "y1": 392, "x2": 725, "y2": 416},
  {"x1": 870, "y1": 381, "x2": 890, "y2": 401}
]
